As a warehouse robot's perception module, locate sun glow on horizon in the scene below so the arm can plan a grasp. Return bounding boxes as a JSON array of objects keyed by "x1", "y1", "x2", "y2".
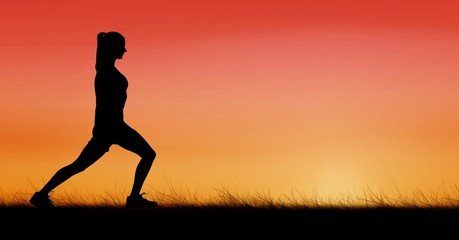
[{"x1": 311, "y1": 164, "x2": 363, "y2": 199}]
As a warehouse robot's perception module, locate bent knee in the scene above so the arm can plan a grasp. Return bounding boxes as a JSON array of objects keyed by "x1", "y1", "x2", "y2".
[{"x1": 142, "y1": 148, "x2": 156, "y2": 161}]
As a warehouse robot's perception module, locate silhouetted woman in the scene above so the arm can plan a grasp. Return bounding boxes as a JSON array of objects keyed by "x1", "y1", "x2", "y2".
[{"x1": 30, "y1": 32, "x2": 158, "y2": 208}]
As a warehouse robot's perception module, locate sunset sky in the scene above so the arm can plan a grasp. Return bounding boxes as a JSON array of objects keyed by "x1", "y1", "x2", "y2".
[{"x1": 2, "y1": 0, "x2": 459, "y2": 204}]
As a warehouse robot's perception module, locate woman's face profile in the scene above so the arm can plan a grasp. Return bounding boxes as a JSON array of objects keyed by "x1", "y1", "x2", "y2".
[{"x1": 113, "y1": 39, "x2": 127, "y2": 59}]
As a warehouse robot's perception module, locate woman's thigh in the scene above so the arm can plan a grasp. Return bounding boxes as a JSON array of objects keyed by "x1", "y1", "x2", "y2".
[
  {"x1": 115, "y1": 124, "x2": 155, "y2": 158},
  {"x1": 71, "y1": 137, "x2": 112, "y2": 169}
]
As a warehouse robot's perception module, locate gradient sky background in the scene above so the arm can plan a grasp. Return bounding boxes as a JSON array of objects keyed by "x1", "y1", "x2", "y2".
[{"x1": 2, "y1": 0, "x2": 459, "y2": 204}]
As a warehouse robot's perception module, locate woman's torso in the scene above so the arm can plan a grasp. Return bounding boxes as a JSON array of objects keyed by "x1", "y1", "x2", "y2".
[{"x1": 93, "y1": 66, "x2": 128, "y2": 128}]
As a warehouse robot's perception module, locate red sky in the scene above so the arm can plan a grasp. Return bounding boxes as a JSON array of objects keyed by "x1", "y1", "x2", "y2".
[{"x1": 2, "y1": 0, "x2": 459, "y2": 204}]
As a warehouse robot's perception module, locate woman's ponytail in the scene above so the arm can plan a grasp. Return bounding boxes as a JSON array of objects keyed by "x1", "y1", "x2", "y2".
[{"x1": 95, "y1": 32, "x2": 107, "y2": 70}]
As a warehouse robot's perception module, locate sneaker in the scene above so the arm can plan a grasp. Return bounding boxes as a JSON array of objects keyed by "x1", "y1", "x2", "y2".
[
  {"x1": 30, "y1": 192, "x2": 55, "y2": 209},
  {"x1": 125, "y1": 192, "x2": 158, "y2": 208}
]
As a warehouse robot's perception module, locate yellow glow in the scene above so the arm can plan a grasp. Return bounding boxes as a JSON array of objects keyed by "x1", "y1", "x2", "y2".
[{"x1": 314, "y1": 167, "x2": 363, "y2": 202}]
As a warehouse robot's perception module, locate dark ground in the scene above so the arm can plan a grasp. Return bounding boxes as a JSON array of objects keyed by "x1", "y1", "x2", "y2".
[{"x1": 2, "y1": 206, "x2": 458, "y2": 238}]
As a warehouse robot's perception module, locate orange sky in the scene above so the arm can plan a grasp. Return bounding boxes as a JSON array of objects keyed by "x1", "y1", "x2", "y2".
[{"x1": 2, "y1": 0, "x2": 459, "y2": 204}]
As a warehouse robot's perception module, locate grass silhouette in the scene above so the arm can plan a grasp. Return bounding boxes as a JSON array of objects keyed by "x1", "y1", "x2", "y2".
[
  {"x1": 1, "y1": 183, "x2": 458, "y2": 237},
  {"x1": 2, "y1": 181, "x2": 459, "y2": 209}
]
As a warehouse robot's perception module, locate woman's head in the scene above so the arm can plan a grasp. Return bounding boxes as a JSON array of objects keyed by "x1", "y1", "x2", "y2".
[{"x1": 96, "y1": 31, "x2": 127, "y2": 69}]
